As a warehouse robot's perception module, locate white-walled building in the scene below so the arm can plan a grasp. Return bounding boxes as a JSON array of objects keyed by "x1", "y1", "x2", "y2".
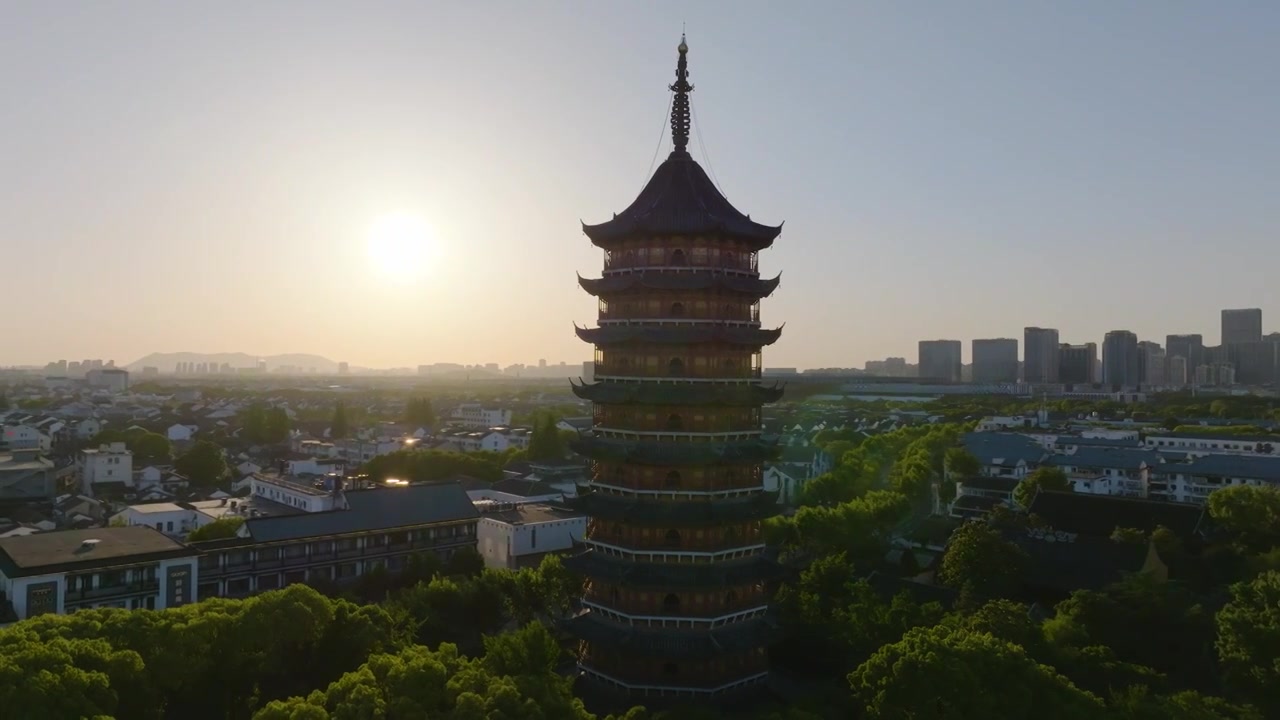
[
  {"x1": 86, "y1": 368, "x2": 129, "y2": 393},
  {"x1": 79, "y1": 443, "x2": 134, "y2": 495},
  {"x1": 0, "y1": 527, "x2": 198, "y2": 621},
  {"x1": 250, "y1": 473, "x2": 342, "y2": 513},
  {"x1": 475, "y1": 502, "x2": 585, "y2": 570},
  {"x1": 75, "y1": 418, "x2": 103, "y2": 440},
  {"x1": 449, "y1": 404, "x2": 512, "y2": 429},
  {"x1": 2, "y1": 425, "x2": 51, "y2": 452},
  {"x1": 113, "y1": 503, "x2": 216, "y2": 537},
  {"x1": 1144, "y1": 431, "x2": 1278, "y2": 457},
  {"x1": 0, "y1": 449, "x2": 56, "y2": 502},
  {"x1": 166, "y1": 424, "x2": 196, "y2": 443},
  {"x1": 284, "y1": 457, "x2": 346, "y2": 477}
]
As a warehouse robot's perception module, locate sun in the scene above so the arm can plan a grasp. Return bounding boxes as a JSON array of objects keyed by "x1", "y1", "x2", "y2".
[{"x1": 366, "y1": 212, "x2": 432, "y2": 280}]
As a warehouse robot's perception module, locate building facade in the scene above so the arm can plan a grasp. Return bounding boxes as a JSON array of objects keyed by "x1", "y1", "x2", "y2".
[
  {"x1": 476, "y1": 502, "x2": 586, "y2": 570},
  {"x1": 0, "y1": 527, "x2": 198, "y2": 621},
  {"x1": 918, "y1": 340, "x2": 962, "y2": 382},
  {"x1": 1102, "y1": 330, "x2": 1140, "y2": 388},
  {"x1": 971, "y1": 338, "x2": 1019, "y2": 383},
  {"x1": 1166, "y1": 334, "x2": 1204, "y2": 376},
  {"x1": 1222, "y1": 308, "x2": 1262, "y2": 346},
  {"x1": 565, "y1": 37, "x2": 783, "y2": 700},
  {"x1": 1023, "y1": 327, "x2": 1060, "y2": 383},
  {"x1": 1058, "y1": 343, "x2": 1097, "y2": 385},
  {"x1": 1138, "y1": 341, "x2": 1165, "y2": 386},
  {"x1": 79, "y1": 442, "x2": 134, "y2": 495},
  {"x1": 448, "y1": 404, "x2": 512, "y2": 429}
]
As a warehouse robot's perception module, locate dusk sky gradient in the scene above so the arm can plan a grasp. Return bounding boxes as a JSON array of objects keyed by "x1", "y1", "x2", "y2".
[{"x1": 4, "y1": 2, "x2": 1279, "y2": 369}]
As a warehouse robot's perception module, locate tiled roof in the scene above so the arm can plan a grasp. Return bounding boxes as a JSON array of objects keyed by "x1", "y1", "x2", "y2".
[
  {"x1": 1154, "y1": 453, "x2": 1280, "y2": 482},
  {"x1": 1027, "y1": 490, "x2": 1204, "y2": 538},
  {"x1": 244, "y1": 482, "x2": 478, "y2": 543},
  {"x1": 1055, "y1": 436, "x2": 1141, "y2": 449},
  {"x1": 963, "y1": 432, "x2": 1046, "y2": 466},
  {"x1": 1046, "y1": 448, "x2": 1162, "y2": 471}
]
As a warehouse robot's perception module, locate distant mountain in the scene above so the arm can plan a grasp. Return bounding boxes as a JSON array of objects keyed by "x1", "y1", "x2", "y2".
[{"x1": 126, "y1": 352, "x2": 338, "y2": 373}]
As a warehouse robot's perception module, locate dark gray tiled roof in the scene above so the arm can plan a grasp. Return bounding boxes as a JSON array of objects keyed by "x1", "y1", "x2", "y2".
[
  {"x1": 1027, "y1": 491, "x2": 1204, "y2": 538},
  {"x1": 1046, "y1": 448, "x2": 1162, "y2": 471},
  {"x1": 245, "y1": 482, "x2": 478, "y2": 543},
  {"x1": 1155, "y1": 454, "x2": 1280, "y2": 482},
  {"x1": 963, "y1": 432, "x2": 1046, "y2": 466},
  {"x1": 0, "y1": 526, "x2": 194, "y2": 578}
]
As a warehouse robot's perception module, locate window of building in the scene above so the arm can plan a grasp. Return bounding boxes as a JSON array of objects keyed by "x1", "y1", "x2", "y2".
[
  {"x1": 664, "y1": 529, "x2": 681, "y2": 547},
  {"x1": 668, "y1": 357, "x2": 685, "y2": 376},
  {"x1": 662, "y1": 594, "x2": 681, "y2": 614},
  {"x1": 670, "y1": 301, "x2": 685, "y2": 317}
]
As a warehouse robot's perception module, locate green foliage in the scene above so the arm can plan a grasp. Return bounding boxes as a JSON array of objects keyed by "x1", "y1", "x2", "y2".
[
  {"x1": 0, "y1": 585, "x2": 398, "y2": 719},
  {"x1": 1207, "y1": 485, "x2": 1280, "y2": 552},
  {"x1": 89, "y1": 427, "x2": 173, "y2": 461},
  {"x1": 766, "y1": 490, "x2": 910, "y2": 568},
  {"x1": 0, "y1": 390, "x2": 7, "y2": 410},
  {"x1": 241, "y1": 404, "x2": 291, "y2": 444},
  {"x1": 848, "y1": 625, "x2": 1104, "y2": 719},
  {"x1": 1013, "y1": 466, "x2": 1071, "y2": 508},
  {"x1": 404, "y1": 397, "x2": 436, "y2": 427},
  {"x1": 526, "y1": 413, "x2": 567, "y2": 462},
  {"x1": 1215, "y1": 571, "x2": 1280, "y2": 715},
  {"x1": 1111, "y1": 527, "x2": 1148, "y2": 544},
  {"x1": 187, "y1": 516, "x2": 245, "y2": 541},
  {"x1": 330, "y1": 401, "x2": 349, "y2": 440},
  {"x1": 938, "y1": 521, "x2": 1028, "y2": 604},
  {"x1": 361, "y1": 450, "x2": 506, "y2": 483},
  {"x1": 174, "y1": 440, "x2": 228, "y2": 486},
  {"x1": 945, "y1": 447, "x2": 982, "y2": 479}
]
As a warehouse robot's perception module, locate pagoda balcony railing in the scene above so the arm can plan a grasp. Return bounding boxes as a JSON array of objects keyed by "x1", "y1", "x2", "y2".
[
  {"x1": 593, "y1": 364, "x2": 762, "y2": 381},
  {"x1": 588, "y1": 526, "x2": 764, "y2": 553},
  {"x1": 592, "y1": 408, "x2": 761, "y2": 431},
  {"x1": 578, "y1": 666, "x2": 770, "y2": 698},
  {"x1": 586, "y1": 538, "x2": 766, "y2": 563},
  {"x1": 590, "y1": 428, "x2": 763, "y2": 442},
  {"x1": 581, "y1": 599, "x2": 769, "y2": 628},
  {"x1": 603, "y1": 254, "x2": 758, "y2": 274},
  {"x1": 598, "y1": 307, "x2": 760, "y2": 324},
  {"x1": 588, "y1": 481, "x2": 765, "y2": 500}
]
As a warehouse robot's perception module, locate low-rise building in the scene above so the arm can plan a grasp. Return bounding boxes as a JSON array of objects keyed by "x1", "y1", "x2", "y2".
[
  {"x1": 79, "y1": 443, "x2": 133, "y2": 496},
  {"x1": 1147, "y1": 454, "x2": 1280, "y2": 505},
  {"x1": 86, "y1": 368, "x2": 129, "y2": 393},
  {"x1": 2, "y1": 424, "x2": 51, "y2": 452},
  {"x1": 0, "y1": 526, "x2": 199, "y2": 621},
  {"x1": 1143, "y1": 431, "x2": 1277, "y2": 457},
  {"x1": 0, "y1": 449, "x2": 56, "y2": 502},
  {"x1": 475, "y1": 502, "x2": 585, "y2": 569},
  {"x1": 193, "y1": 482, "x2": 479, "y2": 599},
  {"x1": 250, "y1": 473, "x2": 343, "y2": 513},
  {"x1": 449, "y1": 404, "x2": 512, "y2": 429},
  {"x1": 950, "y1": 476, "x2": 1019, "y2": 520}
]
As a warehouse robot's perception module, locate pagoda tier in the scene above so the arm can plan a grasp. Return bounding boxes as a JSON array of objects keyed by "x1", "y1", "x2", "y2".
[
  {"x1": 564, "y1": 549, "x2": 788, "y2": 588},
  {"x1": 571, "y1": 436, "x2": 779, "y2": 466},
  {"x1": 575, "y1": 325, "x2": 782, "y2": 347},
  {"x1": 569, "y1": 35, "x2": 783, "y2": 700},
  {"x1": 578, "y1": 271, "x2": 781, "y2": 298},
  {"x1": 567, "y1": 489, "x2": 780, "y2": 526},
  {"x1": 570, "y1": 380, "x2": 785, "y2": 407},
  {"x1": 566, "y1": 612, "x2": 774, "y2": 660}
]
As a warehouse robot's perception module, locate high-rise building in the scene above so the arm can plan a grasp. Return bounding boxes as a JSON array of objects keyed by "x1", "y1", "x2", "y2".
[
  {"x1": 1058, "y1": 343, "x2": 1097, "y2": 385},
  {"x1": 971, "y1": 338, "x2": 1019, "y2": 383},
  {"x1": 564, "y1": 37, "x2": 782, "y2": 698},
  {"x1": 1222, "y1": 308, "x2": 1262, "y2": 346},
  {"x1": 1168, "y1": 355, "x2": 1189, "y2": 387},
  {"x1": 1102, "y1": 330, "x2": 1140, "y2": 387},
  {"x1": 1165, "y1": 334, "x2": 1204, "y2": 375},
  {"x1": 1138, "y1": 341, "x2": 1165, "y2": 386},
  {"x1": 918, "y1": 340, "x2": 963, "y2": 382},
  {"x1": 1023, "y1": 327, "x2": 1060, "y2": 383},
  {"x1": 1228, "y1": 341, "x2": 1279, "y2": 386}
]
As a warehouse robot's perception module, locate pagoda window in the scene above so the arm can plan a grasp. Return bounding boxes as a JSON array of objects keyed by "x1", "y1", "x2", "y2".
[
  {"x1": 665, "y1": 470, "x2": 681, "y2": 488},
  {"x1": 668, "y1": 357, "x2": 685, "y2": 376},
  {"x1": 724, "y1": 590, "x2": 738, "y2": 608},
  {"x1": 664, "y1": 529, "x2": 681, "y2": 547},
  {"x1": 666, "y1": 414, "x2": 684, "y2": 431},
  {"x1": 693, "y1": 247, "x2": 709, "y2": 265},
  {"x1": 624, "y1": 250, "x2": 636, "y2": 267},
  {"x1": 663, "y1": 661, "x2": 679, "y2": 676},
  {"x1": 670, "y1": 301, "x2": 685, "y2": 317},
  {"x1": 662, "y1": 594, "x2": 681, "y2": 614},
  {"x1": 671, "y1": 249, "x2": 687, "y2": 266},
  {"x1": 724, "y1": 358, "x2": 737, "y2": 371}
]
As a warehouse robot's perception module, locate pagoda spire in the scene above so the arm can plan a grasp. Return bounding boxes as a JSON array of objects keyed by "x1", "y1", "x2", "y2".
[{"x1": 669, "y1": 34, "x2": 693, "y2": 157}]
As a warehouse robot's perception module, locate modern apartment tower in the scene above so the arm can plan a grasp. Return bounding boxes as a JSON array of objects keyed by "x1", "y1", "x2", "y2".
[
  {"x1": 1023, "y1": 327, "x2": 1060, "y2": 383},
  {"x1": 1222, "y1": 308, "x2": 1263, "y2": 346},
  {"x1": 971, "y1": 339, "x2": 1019, "y2": 383},
  {"x1": 1102, "y1": 330, "x2": 1141, "y2": 388},
  {"x1": 1058, "y1": 343, "x2": 1097, "y2": 385},
  {"x1": 565, "y1": 36, "x2": 784, "y2": 699},
  {"x1": 918, "y1": 340, "x2": 963, "y2": 382}
]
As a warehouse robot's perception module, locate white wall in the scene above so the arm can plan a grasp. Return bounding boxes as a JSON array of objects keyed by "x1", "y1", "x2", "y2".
[{"x1": 477, "y1": 515, "x2": 585, "y2": 569}]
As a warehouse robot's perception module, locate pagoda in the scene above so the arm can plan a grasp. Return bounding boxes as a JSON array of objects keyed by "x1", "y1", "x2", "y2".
[{"x1": 564, "y1": 36, "x2": 786, "y2": 700}]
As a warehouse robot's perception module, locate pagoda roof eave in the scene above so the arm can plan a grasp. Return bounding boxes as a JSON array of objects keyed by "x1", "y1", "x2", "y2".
[
  {"x1": 577, "y1": 271, "x2": 781, "y2": 298},
  {"x1": 562, "y1": 548, "x2": 789, "y2": 587},
  {"x1": 570, "y1": 436, "x2": 781, "y2": 466},
  {"x1": 564, "y1": 490, "x2": 782, "y2": 526}
]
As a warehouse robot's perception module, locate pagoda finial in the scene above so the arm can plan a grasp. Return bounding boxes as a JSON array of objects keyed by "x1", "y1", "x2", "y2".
[{"x1": 669, "y1": 34, "x2": 693, "y2": 157}]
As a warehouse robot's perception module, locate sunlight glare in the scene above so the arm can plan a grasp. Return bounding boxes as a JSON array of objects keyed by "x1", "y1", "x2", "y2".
[{"x1": 366, "y1": 212, "x2": 433, "y2": 280}]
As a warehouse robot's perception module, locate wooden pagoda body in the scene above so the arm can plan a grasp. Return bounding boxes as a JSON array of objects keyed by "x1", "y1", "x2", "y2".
[{"x1": 564, "y1": 36, "x2": 786, "y2": 700}]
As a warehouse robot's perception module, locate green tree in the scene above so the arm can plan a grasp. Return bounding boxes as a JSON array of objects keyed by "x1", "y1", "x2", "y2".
[
  {"x1": 1013, "y1": 466, "x2": 1072, "y2": 508},
  {"x1": 174, "y1": 440, "x2": 228, "y2": 486},
  {"x1": 187, "y1": 516, "x2": 245, "y2": 542},
  {"x1": 265, "y1": 408, "x2": 291, "y2": 444},
  {"x1": 0, "y1": 391, "x2": 8, "y2": 410},
  {"x1": 848, "y1": 625, "x2": 1103, "y2": 719},
  {"x1": 945, "y1": 447, "x2": 982, "y2": 479},
  {"x1": 1216, "y1": 571, "x2": 1280, "y2": 715},
  {"x1": 1207, "y1": 485, "x2": 1280, "y2": 552},
  {"x1": 404, "y1": 397, "x2": 435, "y2": 427},
  {"x1": 330, "y1": 401, "x2": 349, "y2": 440},
  {"x1": 130, "y1": 431, "x2": 173, "y2": 462},
  {"x1": 939, "y1": 521, "x2": 1028, "y2": 604},
  {"x1": 1110, "y1": 527, "x2": 1148, "y2": 544},
  {"x1": 526, "y1": 414, "x2": 566, "y2": 462}
]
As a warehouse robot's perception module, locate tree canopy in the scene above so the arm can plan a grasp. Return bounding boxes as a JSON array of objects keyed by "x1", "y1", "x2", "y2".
[
  {"x1": 174, "y1": 440, "x2": 228, "y2": 486},
  {"x1": 404, "y1": 397, "x2": 436, "y2": 428},
  {"x1": 330, "y1": 401, "x2": 350, "y2": 440},
  {"x1": 187, "y1": 516, "x2": 245, "y2": 542},
  {"x1": 1013, "y1": 466, "x2": 1071, "y2": 508},
  {"x1": 90, "y1": 427, "x2": 174, "y2": 462},
  {"x1": 1216, "y1": 571, "x2": 1280, "y2": 716}
]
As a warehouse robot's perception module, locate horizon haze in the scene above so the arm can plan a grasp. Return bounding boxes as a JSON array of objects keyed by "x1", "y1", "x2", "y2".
[{"x1": 5, "y1": 2, "x2": 1279, "y2": 369}]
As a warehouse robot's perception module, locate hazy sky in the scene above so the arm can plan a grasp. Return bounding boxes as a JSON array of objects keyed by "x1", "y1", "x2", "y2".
[{"x1": 5, "y1": 2, "x2": 1279, "y2": 369}]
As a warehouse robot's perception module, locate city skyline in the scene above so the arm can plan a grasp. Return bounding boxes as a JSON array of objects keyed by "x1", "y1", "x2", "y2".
[{"x1": 5, "y1": 3, "x2": 1280, "y2": 368}]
